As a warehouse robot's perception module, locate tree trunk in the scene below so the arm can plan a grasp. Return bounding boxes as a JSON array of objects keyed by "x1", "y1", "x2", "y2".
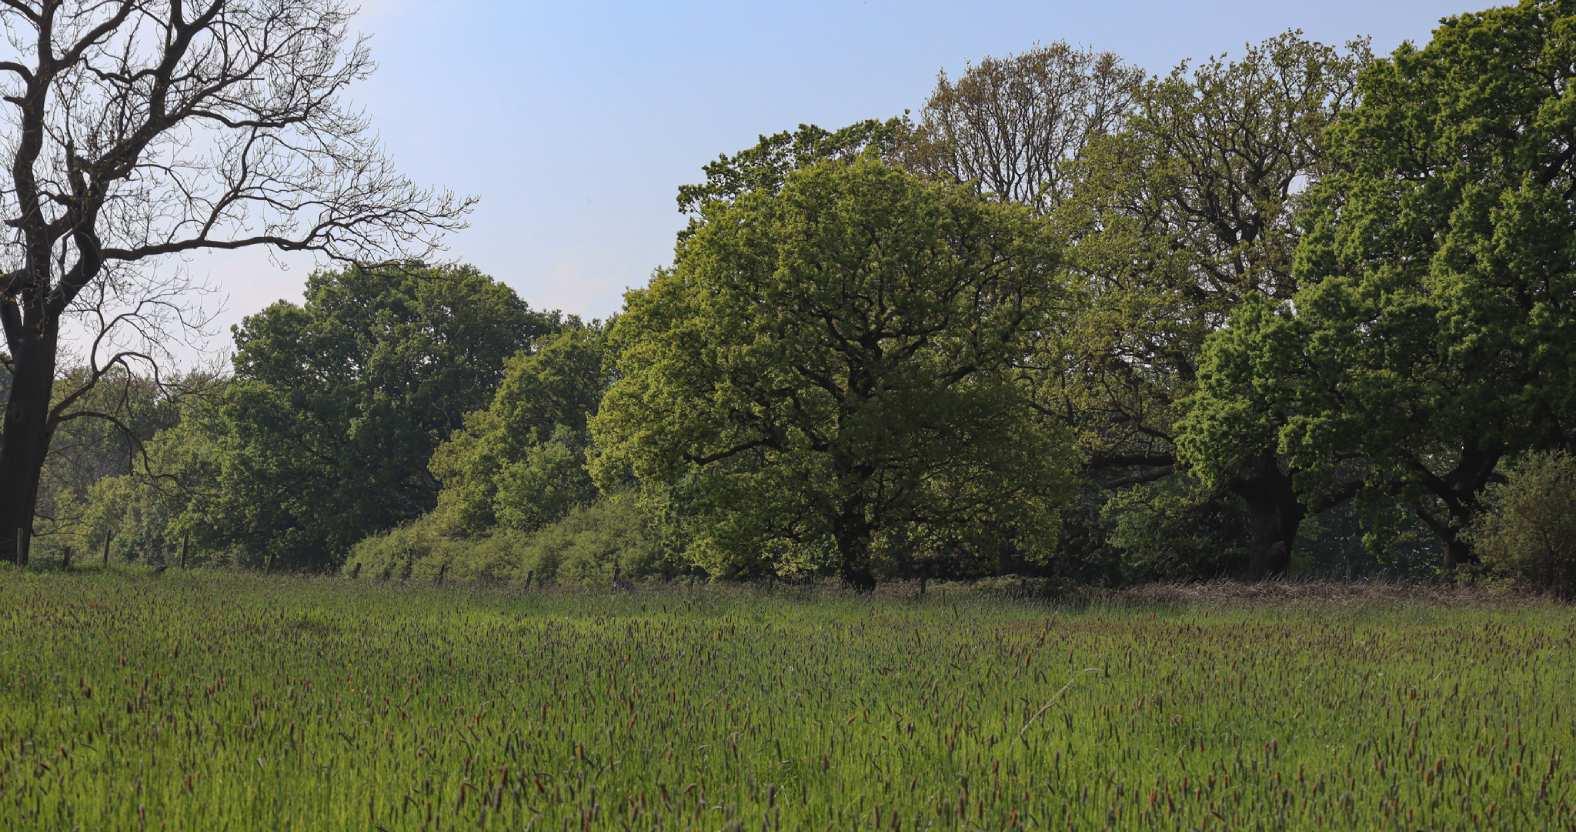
[
  {"x1": 1233, "y1": 453, "x2": 1303, "y2": 580},
  {"x1": 1412, "y1": 494, "x2": 1486, "y2": 573},
  {"x1": 833, "y1": 503, "x2": 876, "y2": 593},
  {"x1": 1442, "y1": 531, "x2": 1478, "y2": 570},
  {"x1": 0, "y1": 325, "x2": 59, "y2": 568},
  {"x1": 837, "y1": 538, "x2": 876, "y2": 593}
]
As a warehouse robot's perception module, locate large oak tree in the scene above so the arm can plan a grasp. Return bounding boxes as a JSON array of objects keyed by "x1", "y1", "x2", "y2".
[
  {"x1": 1181, "y1": 0, "x2": 1576, "y2": 568},
  {"x1": 1047, "y1": 32, "x2": 1370, "y2": 576},
  {"x1": 592, "y1": 158, "x2": 1074, "y2": 590}
]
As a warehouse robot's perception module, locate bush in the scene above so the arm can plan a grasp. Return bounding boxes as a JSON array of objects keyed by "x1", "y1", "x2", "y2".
[
  {"x1": 516, "y1": 492, "x2": 678, "y2": 585},
  {"x1": 344, "y1": 492, "x2": 683, "y2": 587},
  {"x1": 1101, "y1": 478, "x2": 1251, "y2": 580},
  {"x1": 1469, "y1": 451, "x2": 1576, "y2": 597},
  {"x1": 344, "y1": 518, "x2": 451, "y2": 581}
]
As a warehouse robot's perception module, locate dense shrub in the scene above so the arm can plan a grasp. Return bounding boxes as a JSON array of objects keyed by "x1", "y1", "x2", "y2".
[
  {"x1": 1469, "y1": 451, "x2": 1576, "y2": 597},
  {"x1": 344, "y1": 492, "x2": 679, "y2": 587},
  {"x1": 515, "y1": 492, "x2": 677, "y2": 585},
  {"x1": 1101, "y1": 479, "x2": 1251, "y2": 580}
]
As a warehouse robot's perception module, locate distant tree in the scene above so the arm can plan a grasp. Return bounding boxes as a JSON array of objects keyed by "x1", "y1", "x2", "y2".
[
  {"x1": 209, "y1": 264, "x2": 554, "y2": 569},
  {"x1": 1181, "y1": 1, "x2": 1576, "y2": 568},
  {"x1": 65, "y1": 380, "x2": 233, "y2": 567},
  {"x1": 593, "y1": 158, "x2": 1075, "y2": 590},
  {"x1": 430, "y1": 324, "x2": 612, "y2": 535},
  {"x1": 911, "y1": 42, "x2": 1143, "y2": 214},
  {"x1": 1047, "y1": 32, "x2": 1371, "y2": 576},
  {"x1": 32, "y1": 366, "x2": 181, "y2": 541},
  {"x1": 0, "y1": 0, "x2": 470, "y2": 565}
]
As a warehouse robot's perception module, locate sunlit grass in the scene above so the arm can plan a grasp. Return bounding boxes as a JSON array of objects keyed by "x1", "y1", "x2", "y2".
[{"x1": 0, "y1": 570, "x2": 1569, "y2": 829}]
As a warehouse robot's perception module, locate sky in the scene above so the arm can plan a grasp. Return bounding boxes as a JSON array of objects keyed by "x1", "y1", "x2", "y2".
[{"x1": 174, "y1": 0, "x2": 1480, "y2": 362}]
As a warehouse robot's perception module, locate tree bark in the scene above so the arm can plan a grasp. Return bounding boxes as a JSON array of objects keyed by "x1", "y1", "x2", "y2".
[
  {"x1": 1442, "y1": 534, "x2": 1477, "y2": 570},
  {"x1": 1233, "y1": 453, "x2": 1303, "y2": 579},
  {"x1": 832, "y1": 500, "x2": 877, "y2": 593},
  {"x1": 0, "y1": 325, "x2": 59, "y2": 568}
]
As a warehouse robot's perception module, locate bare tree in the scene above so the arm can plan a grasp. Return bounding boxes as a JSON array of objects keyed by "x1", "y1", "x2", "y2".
[
  {"x1": 910, "y1": 42, "x2": 1143, "y2": 215},
  {"x1": 0, "y1": 0, "x2": 471, "y2": 565}
]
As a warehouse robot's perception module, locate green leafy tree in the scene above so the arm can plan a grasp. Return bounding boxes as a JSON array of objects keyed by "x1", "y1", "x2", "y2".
[
  {"x1": 430, "y1": 325, "x2": 611, "y2": 535},
  {"x1": 1181, "y1": 1, "x2": 1576, "y2": 568},
  {"x1": 32, "y1": 367, "x2": 180, "y2": 544},
  {"x1": 592, "y1": 158, "x2": 1076, "y2": 590},
  {"x1": 211, "y1": 264, "x2": 556, "y2": 568},
  {"x1": 1049, "y1": 32, "x2": 1370, "y2": 576},
  {"x1": 65, "y1": 384, "x2": 228, "y2": 567},
  {"x1": 676, "y1": 119, "x2": 915, "y2": 219}
]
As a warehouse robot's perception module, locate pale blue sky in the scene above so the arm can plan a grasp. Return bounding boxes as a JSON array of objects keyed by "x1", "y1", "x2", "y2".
[{"x1": 188, "y1": 0, "x2": 1479, "y2": 351}]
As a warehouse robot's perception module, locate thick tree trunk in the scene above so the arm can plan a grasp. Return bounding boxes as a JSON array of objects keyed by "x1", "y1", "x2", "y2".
[
  {"x1": 836, "y1": 539, "x2": 876, "y2": 593},
  {"x1": 0, "y1": 326, "x2": 58, "y2": 568},
  {"x1": 1443, "y1": 532, "x2": 1475, "y2": 573},
  {"x1": 1233, "y1": 453, "x2": 1303, "y2": 580},
  {"x1": 832, "y1": 503, "x2": 876, "y2": 593},
  {"x1": 1441, "y1": 530, "x2": 1478, "y2": 570}
]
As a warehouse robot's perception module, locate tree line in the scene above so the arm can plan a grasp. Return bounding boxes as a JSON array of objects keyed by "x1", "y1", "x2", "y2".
[{"x1": 4, "y1": 0, "x2": 1573, "y2": 593}]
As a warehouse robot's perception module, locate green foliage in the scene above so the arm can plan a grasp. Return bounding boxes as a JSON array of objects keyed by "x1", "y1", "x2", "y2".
[
  {"x1": 44, "y1": 386, "x2": 228, "y2": 567},
  {"x1": 32, "y1": 367, "x2": 183, "y2": 546},
  {"x1": 1037, "y1": 33, "x2": 1371, "y2": 577},
  {"x1": 1182, "y1": 1, "x2": 1576, "y2": 565},
  {"x1": 510, "y1": 491, "x2": 674, "y2": 585},
  {"x1": 345, "y1": 492, "x2": 670, "y2": 587},
  {"x1": 210, "y1": 263, "x2": 556, "y2": 568},
  {"x1": 25, "y1": 5, "x2": 1576, "y2": 595},
  {"x1": 1101, "y1": 479, "x2": 1251, "y2": 579},
  {"x1": 1055, "y1": 31, "x2": 1368, "y2": 469},
  {"x1": 675, "y1": 118, "x2": 914, "y2": 218},
  {"x1": 0, "y1": 572, "x2": 1572, "y2": 829},
  {"x1": 430, "y1": 325, "x2": 609, "y2": 535},
  {"x1": 341, "y1": 515, "x2": 503, "y2": 584},
  {"x1": 1469, "y1": 450, "x2": 1576, "y2": 596},
  {"x1": 594, "y1": 158, "x2": 1076, "y2": 587}
]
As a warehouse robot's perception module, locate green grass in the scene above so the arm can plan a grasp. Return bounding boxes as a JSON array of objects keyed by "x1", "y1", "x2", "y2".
[{"x1": 0, "y1": 571, "x2": 1570, "y2": 830}]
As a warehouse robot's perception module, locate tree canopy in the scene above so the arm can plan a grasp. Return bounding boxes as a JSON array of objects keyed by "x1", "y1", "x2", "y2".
[
  {"x1": 1047, "y1": 32, "x2": 1371, "y2": 576},
  {"x1": 431, "y1": 323, "x2": 612, "y2": 536},
  {"x1": 1181, "y1": 0, "x2": 1576, "y2": 567},
  {"x1": 208, "y1": 264, "x2": 556, "y2": 568},
  {"x1": 593, "y1": 157, "x2": 1075, "y2": 589}
]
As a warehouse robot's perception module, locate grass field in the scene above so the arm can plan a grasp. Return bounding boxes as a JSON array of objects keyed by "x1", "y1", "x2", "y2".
[{"x1": 0, "y1": 571, "x2": 1570, "y2": 830}]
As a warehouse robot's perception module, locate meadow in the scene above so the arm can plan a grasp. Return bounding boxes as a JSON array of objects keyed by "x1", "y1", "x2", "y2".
[{"x1": 0, "y1": 571, "x2": 1570, "y2": 830}]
